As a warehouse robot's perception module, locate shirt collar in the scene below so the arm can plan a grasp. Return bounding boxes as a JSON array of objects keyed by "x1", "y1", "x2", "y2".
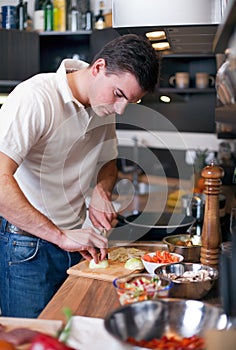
[{"x1": 56, "y1": 59, "x2": 89, "y2": 106}]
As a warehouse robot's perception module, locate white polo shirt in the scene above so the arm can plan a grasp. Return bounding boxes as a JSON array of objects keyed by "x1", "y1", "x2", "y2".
[{"x1": 0, "y1": 59, "x2": 118, "y2": 229}]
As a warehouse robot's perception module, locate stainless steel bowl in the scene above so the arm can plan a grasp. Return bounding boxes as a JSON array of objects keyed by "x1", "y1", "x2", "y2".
[
  {"x1": 154, "y1": 263, "x2": 218, "y2": 299},
  {"x1": 104, "y1": 299, "x2": 227, "y2": 348},
  {"x1": 163, "y1": 234, "x2": 201, "y2": 262}
]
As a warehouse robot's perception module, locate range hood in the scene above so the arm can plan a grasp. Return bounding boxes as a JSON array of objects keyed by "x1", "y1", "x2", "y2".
[{"x1": 112, "y1": 0, "x2": 222, "y2": 55}]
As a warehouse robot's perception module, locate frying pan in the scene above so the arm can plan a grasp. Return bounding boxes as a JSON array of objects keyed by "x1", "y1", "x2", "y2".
[{"x1": 115, "y1": 212, "x2": 195, "y2": 241}]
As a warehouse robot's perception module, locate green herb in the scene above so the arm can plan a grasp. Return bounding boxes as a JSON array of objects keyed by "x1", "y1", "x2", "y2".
[{"x1": 58, "y1": 307, "x2": 73, "y2": 343}]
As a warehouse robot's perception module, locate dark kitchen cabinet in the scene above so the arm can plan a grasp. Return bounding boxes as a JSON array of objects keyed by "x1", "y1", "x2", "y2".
[
  {"x1": 213, "y1": 0, "x2": 236, "y2": 139},
  {"x1": 137, "y1": 54, "x2": 218, "y2": 133},
  {"x1": 0, "y1": 29, "x2": 39, "y2": 93},
  {"x1": 39, "y1": 27, "x2": 119, "y2": 72},
  {"x1": 158, "y1": 54, "x2": 217, "y2": 93},
  {"x1": 39, "y1": 30, "x2": 92, "y2": 72},
  {"x1": 0, "y1": 27, "x2": 218, "y2": 135}
]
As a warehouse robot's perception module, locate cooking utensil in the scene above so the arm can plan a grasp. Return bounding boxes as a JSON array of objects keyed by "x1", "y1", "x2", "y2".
[
  {"x1": 104, "y1": 299, "x2": 227, "y2": 348},
  {"x1": 181, "y1": 193, "x2": 226, "y2": 221},
  {"x1": 154, "y1": 262, "x2": 218, "y2": 299},
  {"x1": 163, "y1": 233, "x2": 201, "y2": 262},
  {"x1": 116, "y1": 212, "x2": 195, "y2": 241}
]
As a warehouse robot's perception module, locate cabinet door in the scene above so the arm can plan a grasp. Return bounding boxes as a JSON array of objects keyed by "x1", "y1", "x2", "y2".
[
  {"x1": 39, "y1": 31, "x2": 91, "y2": 72},
  {"x1": 0, "y1": 29, "x2": 39, "y2": 82}
]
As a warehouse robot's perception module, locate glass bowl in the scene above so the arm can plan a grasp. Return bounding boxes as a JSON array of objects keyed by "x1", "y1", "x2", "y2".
[{"x1": 113, "y1": 273, "x2": 172, "y2": 305}]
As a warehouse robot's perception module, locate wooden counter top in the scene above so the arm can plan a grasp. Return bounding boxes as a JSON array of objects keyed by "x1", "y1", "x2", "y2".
[
  {"x1": 39, "y1": 275, "x2": 120, "y2": 324},
  {"x1": 38, "y1": 273, "x2": 220, "y2": 325},
  {"x1": 38, "y1": 176, "x2": 227, "y2": 324},
  {"x1": 38, "y1": 242, "x2": 221, "y2": 324},
  {"x1": 39, "y1": 242, "x2": 162, "y2": 323}
]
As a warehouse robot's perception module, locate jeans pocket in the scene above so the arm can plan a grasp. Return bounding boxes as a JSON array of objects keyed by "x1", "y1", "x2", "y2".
[{"x1": 10, "y1": 236, "x2": 40, "y2": 264}]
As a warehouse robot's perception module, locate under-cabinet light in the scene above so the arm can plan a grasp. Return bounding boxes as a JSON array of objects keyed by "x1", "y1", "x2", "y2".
[
  {"x1": 152, "y1": 42, "x2": 170, "y2": 51},
  {"x1": 160, "y1": 95, "x2": 171, "y2": 103},
  {"x1": 146, "y1": 31, "x2": 166, "y2": 41}
]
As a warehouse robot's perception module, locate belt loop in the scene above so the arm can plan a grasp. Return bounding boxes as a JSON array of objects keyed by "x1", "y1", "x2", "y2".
[{"x1": 0, "y1": 216, "x2": 7, "y2": 231}]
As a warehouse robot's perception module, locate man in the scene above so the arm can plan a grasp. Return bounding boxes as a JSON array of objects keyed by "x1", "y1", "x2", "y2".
[{"x1": 0, "y1": 34, "x2": 158, "y2": 318}]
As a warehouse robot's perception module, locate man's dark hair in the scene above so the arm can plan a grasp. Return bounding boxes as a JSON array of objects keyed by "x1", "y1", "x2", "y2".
[{"x1": 90, "y1": 34, "x2": 159, "y2": 93}]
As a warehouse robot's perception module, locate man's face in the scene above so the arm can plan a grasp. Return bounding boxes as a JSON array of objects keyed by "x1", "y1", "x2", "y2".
[{"x1": 89, "y1": 59, "x2": 146, "y2": 117}]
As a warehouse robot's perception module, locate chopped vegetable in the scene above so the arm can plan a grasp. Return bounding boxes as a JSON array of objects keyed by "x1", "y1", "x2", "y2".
[
  {"x1": 124, "y1": 257, "x2": 144, "y2": 270},
  {"x1": 127, "y1": 334, "x2": 205, "y2": 349},
  {"x1": 166, "y1": 269, "x2": 215, "y2": 283},
  {"x1": 0, "y1": 340, "x2": 16, "y2": 350},
  {"x1": 142, "y1": 251, "x2": 181, "y2": 264},
  {"x1": 29, "y1": 334, "x2": 75, "y2": 350},
  {"x1": 115, "y1": 276, "x2": 170, "y2": 305},
  {"x1": 175, "y1": 237, "x2": 201, "y2": 246},
  {"x1": 108, "y1": 247, "x2": 147, "y2": 262},
  {"x1": 89, "y1": 258, "x2": 109, "y2": 269},
  {"x1": 58, "y1": 307, "x2": 73, "y2": 343}
]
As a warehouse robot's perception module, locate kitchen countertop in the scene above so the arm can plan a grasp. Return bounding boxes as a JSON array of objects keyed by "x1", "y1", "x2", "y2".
[
  {"x1": 113, "y1": 173, "x2": 189, "y2": 215},
  {"x1": 38, "y1": 175, "x2": 225, "y2": 324},
  {"x1": 115, "y1": 173, "x2": 236, "y2": 216},
  {"x1": 38, "y1": 242, "x2": 221, "y2": 325},
  {"x1": 117, "y1": 173, "x2": 191, "y2": 190},
  {"x1": 38, "y1": 274, "x2": 120, "y2": 324},
  {"x1": 38, "y1": 273, "x2": 221, "y2": 326}
]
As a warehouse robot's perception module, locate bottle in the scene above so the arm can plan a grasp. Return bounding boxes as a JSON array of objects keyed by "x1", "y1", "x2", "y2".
[
  {"x1": 16, "y1": 0, "x2": 25, "y2": 31},
  {"x1": 43, "y1": 0, "x2": 53, "y2": 31},
  {"x1": 67, "y1": 0, "x2": 81, "y2": 32},
  {"x1": 34, "y1": 0, "x2": 44, "y2": 32},
  {"x1": 94, "y1": 0, "x2": 106, "y2": 30},
  {"x1": 24, "y1": 1, "x2": 33, "y2": 31},
  {"x1": 53, "y1": 0, "x2": 66, "y2": 32},
  {"x1": 84, "y1": 0, "x2": 93, "y2": 31}
]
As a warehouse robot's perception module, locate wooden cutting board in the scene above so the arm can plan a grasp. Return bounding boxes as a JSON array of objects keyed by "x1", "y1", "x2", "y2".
[
  {"x1": 0, "y1": 317, "x2": 63, "y2": 335},
  {"x1": 67, "y1": 244, "x2": 168, "y2": 282},
  {"x1": 0, "y1": 317, "x2": 63, "y2": 350},
  {"x1": 67, "y1": 259, "x2": 144, "y2": 282}
]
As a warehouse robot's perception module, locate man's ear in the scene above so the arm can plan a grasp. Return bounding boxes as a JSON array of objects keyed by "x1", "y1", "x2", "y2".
[{"x1": 91, "y1": 58, "x2": 106, "y2": 76}]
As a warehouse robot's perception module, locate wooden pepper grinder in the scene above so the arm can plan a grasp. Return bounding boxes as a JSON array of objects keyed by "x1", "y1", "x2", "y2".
[{"x1": 200, "y1": 160, "x2": 224, "y2": 268}]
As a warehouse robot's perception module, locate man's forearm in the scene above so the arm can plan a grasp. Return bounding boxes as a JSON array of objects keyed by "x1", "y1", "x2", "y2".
[
  {"x1": 0, "y1": 173, "x2": 63, "y2": 243},
  {"x1": 96, "y1": 159, "x2": 118, "y2": 200}
]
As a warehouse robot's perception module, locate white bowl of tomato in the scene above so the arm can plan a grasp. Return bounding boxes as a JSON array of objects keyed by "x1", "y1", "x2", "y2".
[{"x1": 141, "y1": 250, "x2": 184, "y2": 274}]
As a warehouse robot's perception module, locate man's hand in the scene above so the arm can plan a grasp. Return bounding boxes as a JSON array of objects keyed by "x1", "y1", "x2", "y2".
[
  {"x1": 60, "y1": 228, "x2": 108, "y2": 263},
  {"x1": 89, "y1": 159, "x2": 118, "y2": 231},
  {"x1": 89, "y1": 185, "x2": 117, "y2": 231}
]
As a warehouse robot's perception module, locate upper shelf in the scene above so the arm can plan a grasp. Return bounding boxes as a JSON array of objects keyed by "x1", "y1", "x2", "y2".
[
  {"x1": 39, "y1": 30, "x2": 92, "y2": 36},
  {"x1": 0, "y1": 80, "x2": 21, "y2": 86},
  {"x1": 158, "y1": 87, "x2": 216, "y2": 94},
  {"x1": 213, "y1": 0, "x2": 236, "y2": 53}
]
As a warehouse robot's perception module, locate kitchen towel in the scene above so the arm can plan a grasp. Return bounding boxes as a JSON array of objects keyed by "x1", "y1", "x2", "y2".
[{"x1": 66, "y1": 316, "x2": 131, "y2": 350}]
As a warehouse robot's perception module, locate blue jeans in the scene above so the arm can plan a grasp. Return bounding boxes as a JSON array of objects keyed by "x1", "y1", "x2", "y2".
[{"x1": 0, "y1": 219, "x2": 82, "y2": 318}]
